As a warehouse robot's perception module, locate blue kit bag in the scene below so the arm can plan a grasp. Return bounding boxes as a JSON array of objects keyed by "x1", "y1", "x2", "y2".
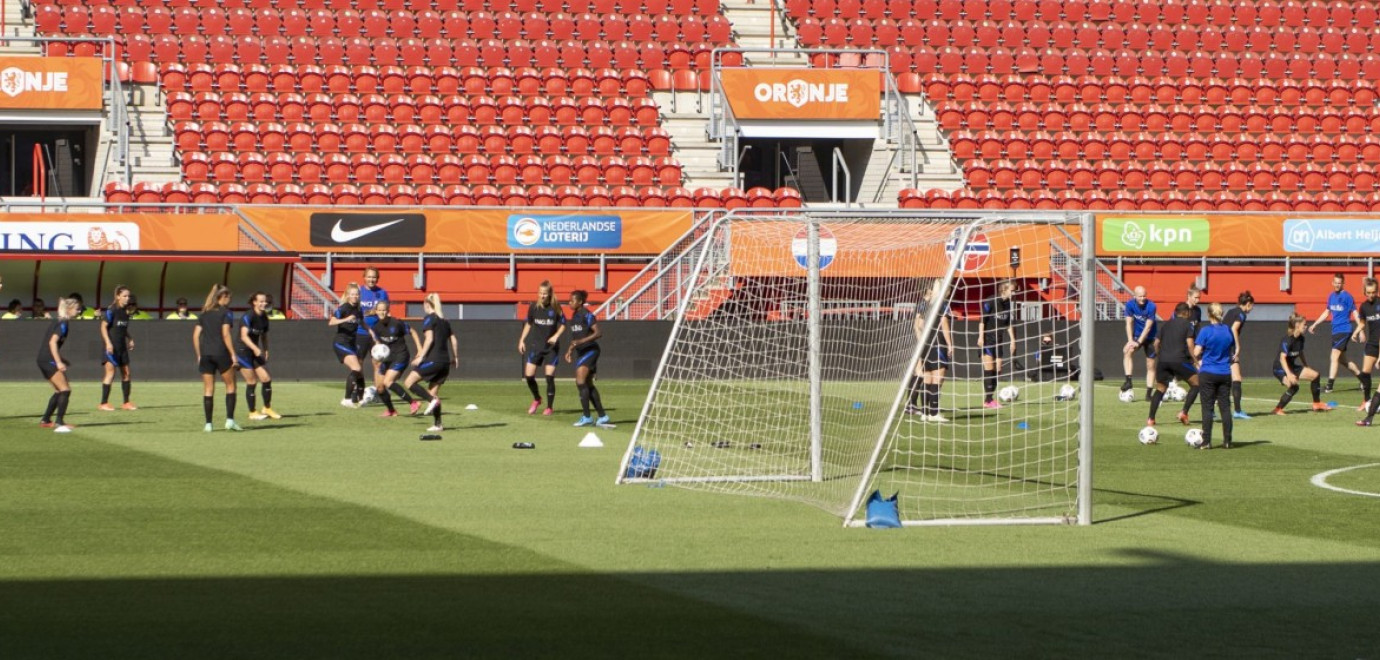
[
  {"x1": 865, "y1": 490, "x2": 901, "y2": 528},
  {"x1": 624, "y1": 446, "x2": 661, "y2": 479}
]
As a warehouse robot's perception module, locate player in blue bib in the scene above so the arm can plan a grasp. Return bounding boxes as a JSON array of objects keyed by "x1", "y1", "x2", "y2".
[
  {"x1": 1193, "y1": 303, "x2": 1237, "y2": 449},
  {"x1": 1309, "y1": 273, "x2": 1363, "y2": 395},
  {"x1": 1122, "y1": 286, "x2": 1159, "y2": 402}
]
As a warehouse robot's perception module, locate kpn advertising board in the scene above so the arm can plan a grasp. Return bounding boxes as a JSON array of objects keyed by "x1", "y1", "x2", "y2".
[{"x1": 1096, "y1": 215, "x2": 1380, "y2": 257}]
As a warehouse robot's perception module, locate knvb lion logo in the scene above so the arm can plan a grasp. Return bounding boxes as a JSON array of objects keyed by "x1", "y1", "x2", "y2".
[{"x1": 0, "y1": 67, "x2": 69, "y2": 98}]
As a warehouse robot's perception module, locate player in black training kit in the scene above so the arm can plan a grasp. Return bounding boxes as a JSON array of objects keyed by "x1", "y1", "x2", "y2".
[
  {"x1": 38, "y1": 297, "x2": 81, "y2": 432},
  {"x1": 1222, "y1": 291, "x2": 1255, "y2": 419},
  {"x1": 906, "y1": 280, "x2": 955, "y2": 422},
  {"x1": 98, "y1": 286, "x2": 136, "y2": 411},
  {"x1": 236, "y1": 292, "x2": 280, "y2": 421},
  {"x1": 193, "y1": 284, "x2": 242, "y2": 432},
  {"x1": 978, "y1": 281, "x2": 1018, "y2": 408},
  {"x1": 1178, "y1": 286, "x2": 1204, "y2": 418},
  {"x1": 519, "y1": 280, "x2": 566, "y2": 416},
  {"x1": 370, "y1": 299, "x2": 421, "y2": 417},
  {"x1": 1273, "y1": 314, "x2": 1330, "y2": 414},
  {"x1": 329, "y1": 283, "x2": 369, "y2": 408},
  {"x1": 403, "y1": 293, "x2": 457, "y2": 432},
  {"x1": 566, "y1": 289, "x2": 609, "y2": 427},
  {"x1": 1149, "y1": 303, "x2": 1199, "y2": 426},
  {"x1": 1355, "y1": 279, "x2": 1380, "y2": 421}
]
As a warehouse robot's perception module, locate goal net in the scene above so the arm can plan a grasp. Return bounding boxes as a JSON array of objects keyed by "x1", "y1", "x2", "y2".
[{"x1": 617, "y1": 211, "x2": 1092, "y2": 526}]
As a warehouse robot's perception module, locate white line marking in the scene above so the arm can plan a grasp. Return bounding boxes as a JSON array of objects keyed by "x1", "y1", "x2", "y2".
[{"x1": 1310, "y1": 463, "x2": 1380, "y2": 498}]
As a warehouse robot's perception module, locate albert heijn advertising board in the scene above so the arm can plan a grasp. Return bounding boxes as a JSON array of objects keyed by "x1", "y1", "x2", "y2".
[
  {"x1": 719, "y1": 69, "x2": 882, "y2": 121},
  {"x1": 239, "y1": 208, "x2": 694, "y2": 254},
  {"x1": 1096, "y1": 214, "x2": 1380, "y2": 257},
  {"x1": 0, "y1": 57, "x2": 104, "y2": 111},
  {"x1": 727, "y1": 220, "x2": 1066, "y2": 279},
  {"x1": 0, "y1": 213, "x2": 238, "y2": 252}
]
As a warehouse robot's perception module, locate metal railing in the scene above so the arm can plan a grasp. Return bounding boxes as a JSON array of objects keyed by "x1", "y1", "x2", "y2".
[{"x1": 597, "y1": 210, "x2": 723, "y2": 320}]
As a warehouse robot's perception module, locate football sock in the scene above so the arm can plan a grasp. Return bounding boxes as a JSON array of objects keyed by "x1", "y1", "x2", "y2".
[
  {"x1": 349, "y1": 370, "x2": 364, "y2": 402},
  {"x1": 1121, "y1": 376, "x2": 1133, "y2": 391},
  {"x1": 590, "y1": 383, "x2": 605, "y2": 417},
  {"x1": 907, "y1": 375, "x2": 921, "y2": 407},
  {"x1": 42, "y1": 392, "x2": 59, "y2": 422},
  {"x1": 55, "y1": 390, "x2": 70, "y2": 425},
  {"x1": 1231, "y1": 381, "x2": 1243, "y2": 413},
  {"x1": 1278, "y1": 384, "x2": 1299, "y2": 409},
  {"x1": 1182, "y1": 385, "x2": 1199, "y2": 414},
  {"x1": 432, "y1": 400, "x2": 442, "y2": 425},
  {"x1": 380, "y1": 387, "x2": 394, "y2": 413},
  {"x1": 101, "y1": 383, "x2": 111, "y2": 405},
  {"x1": 525, "y1": 376, "x2": 540, "y2": 401},
  {"x1": 245, "y1": 384, "x2": 257, "y2": 413},
  {"x1": 226, "y1": 392, "x2": 237, "y2": 420},
  {"x1": 1327, "y1": 378, "x2": 1336, "y2": 391},
  {"x1": 983, "y1": 370, "x2": 997, "y2": 402},
  {"x1": 1311, "y1": 378, "x2": 1322, "y2": 403},
  {"x1": 262, "y1": 382, "x2": 273, "y2": 408},
  {"x1": 1148, "y1": 389, "x2": 1164, "y2": 420},
  {"x1": 409, "y1": 383, "x2": 432, "y2": 402},
  {"x1": 344, "y1": 372, "x2": 357, "y2": 400},
  {"x1": 1361, "y1": 373, "x2": 1373, "y2": 402},
  {"x1": 545, "y1": 376, "x2": 556, "y2": 407},
  {"x1": 121, "y1": 380, "x2": 131, "y2": 403},
  {"x1": 578, "y1": 383, "x2": 591, "y2": 416},
  {"x1": 388, "y1": 383, "x2": 410, "y2": 403},
  {"x1": 1146, "y1": 386, "x2": 1154, "y2": 401},
  {"x1": 1367, "y1": 392, "x2": 1380, "y2": 422},
  {"x1": 203, "y1": 395, "x2": 214, "y2": 423},
  {"x1": 925, "y1": 382, "x2": 941, "y2": 416}
]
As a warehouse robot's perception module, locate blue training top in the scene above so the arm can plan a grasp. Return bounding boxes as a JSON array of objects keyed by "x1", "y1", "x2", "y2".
[
  {"x1": 1124, "y1": 298, "x2": 1157, "y2": 340},
  {"x1": 1196, "y1": 324, "x2": 1235, "y2": 376},
  {"x1": 1328, "y1": 290, "x2": 1356, "y2": 335},
  {"x1": 358, "y1": 285, "x2": 389, "y2": 333}
]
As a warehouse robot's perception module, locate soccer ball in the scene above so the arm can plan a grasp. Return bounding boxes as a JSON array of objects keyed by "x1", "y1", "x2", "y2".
[
  {"x1": 370, "y1": 343, "x2": 391, "y2": 362},
  {"x1": 1165, "y1": 384, "x2": 1186, "y2": 402},
  {"x1": 998, "y1": 386, "x2": 1020, "y2": 403},
  {"x1": 1056, "y1": 384, "x2": 1077, "y2": 401},
  {"x1": 361, "y1": 386, "x2": 377, "y2": 406},
  {"x1": 1118, "y1": 389, "x2": 1136, "y2": 403},
  {"x1": 1185, "y1": 428, "x2": 1205, "y2": 448},
  {"x1": 1138, "y1": 426, "x2": 1159, "y2": 445}
]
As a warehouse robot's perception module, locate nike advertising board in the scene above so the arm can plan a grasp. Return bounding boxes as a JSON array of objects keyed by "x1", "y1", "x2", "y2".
[{"x1": 309, "y1": 213, "x2": 427, "y2": 248}]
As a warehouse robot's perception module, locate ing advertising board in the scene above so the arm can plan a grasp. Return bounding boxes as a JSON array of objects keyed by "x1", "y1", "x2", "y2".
[{"x1": 0, "y1": 214, "x2": 238, "y2": 252}]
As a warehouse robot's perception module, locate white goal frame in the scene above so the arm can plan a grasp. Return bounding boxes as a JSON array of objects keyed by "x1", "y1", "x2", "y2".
[{"x1": 617, "y1": 210, "x2": 1094, "y2": 527}]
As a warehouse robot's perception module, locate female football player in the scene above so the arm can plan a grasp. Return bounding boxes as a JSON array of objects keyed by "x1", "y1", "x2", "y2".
[
  {"x1": 99, "y1": 286, "x2": 136, "y2": 411},
  {"x1": 236, "y1": 292, "x2": 280, "y2": 421},
  {"x1": 38, "y1": 297, "x2": 80, "y2": 432},
  {"x1": 329, "y1": 283, "x2": 368, "y2": 408},
  {"x1": 192, "y1": 284, "x2": 241, "y2": 432},
  {"x1": 518, "y1": 280, "x2": 566, "y2": 415},
  {"x1": 370, "y1": 299, "x2": 421, "y2": 417},
  {"x1": 565, "y1": 290, "x2": 608, "y2": 427},
  {"x1": 403, "y1": 293, "x2": 458, "y2": 432}
]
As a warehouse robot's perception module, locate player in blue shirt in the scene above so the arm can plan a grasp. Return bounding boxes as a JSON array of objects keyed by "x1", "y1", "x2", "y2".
[
  {"x1": 1309, "y1": 273, "x2": 1362, "y2": 395},
  {"x1": 1193, "y1": 303, "x2": 1236, "y2": 449},
  {"x1": 357, "y1": 266, "x2": 389, "y2": 398},
  {"x1": 1122, "y1": 286, "x2": 1159, "y2": 402}
]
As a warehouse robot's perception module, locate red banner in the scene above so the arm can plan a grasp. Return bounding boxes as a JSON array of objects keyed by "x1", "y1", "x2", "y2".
[
  {"x1": 0, "y1": 213, "x2": 238, "y2": 252},
  {"x1": 238, "y1": 208, "x2": 694, "y2": 254},
  {"x1": 0, "y1": 57, "x2": 103, "y2": 110},
  {"x1": 721, "y1": 69, "x2": 881, "y2": 120}
]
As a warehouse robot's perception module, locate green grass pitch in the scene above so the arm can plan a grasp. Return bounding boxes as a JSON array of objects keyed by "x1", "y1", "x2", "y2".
[{"x1": 3, "y1": 377, "x2": 1380, "y2": 658}]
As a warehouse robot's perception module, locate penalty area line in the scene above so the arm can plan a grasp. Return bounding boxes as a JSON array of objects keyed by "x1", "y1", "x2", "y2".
[{"x1": 1310, "y1": 463, "x2": 1380, "y2": 498}]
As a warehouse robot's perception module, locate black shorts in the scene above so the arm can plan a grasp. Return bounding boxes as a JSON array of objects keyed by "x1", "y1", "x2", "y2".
[
  {"x1": 414, "y1": 359, "x2": 450, "y2": 386},
  {"x1": 1333, "y1": 333, "x2": 1352, "y2": 352},
  {"x1": 376, "y1": 358, "x2": 410, "y2": 374},
  {"x1": 235, "y1": 351, "x2": 265, "y2": 371},
  {"x1": 1132, "y1": 340, "x2": 1158, "y2": 359},
  {"x1": 525, "y1": 344, "x2": 560, "y2": 367},
  {"x1": 922, "y1": 346, "x2": 951, "y2": 372},
  {"x1": 982, "y1": 343, "x2": 1008, "y2": 360},
  {"x1": 38, "y1": 358, "x2": 69, "y2": 380},
  {"x1": 1273, "y1": 365, "x2": 1306, "y2": 383},
  {"x1": 1367, "y1": 342, "x2": 1379, "y2": 359},
  {"x1": 1156, "y1": 360, "x2": 1197, "y2": 384},
  {"x1": 356, "y1": 334, "x2": 376, "y2": 359},
  {"x1": 571, "y1": 346, "x2": 600, "y2": 373},
  {"x1": 333, "y1": 339, "x2": 359, "y2": 363},
  {"x1": 199, "y1": 354, "x2": 232, "y2": 375},
  {"x1": 103, "y1": 347, "x2": 130, "y2": 367}
]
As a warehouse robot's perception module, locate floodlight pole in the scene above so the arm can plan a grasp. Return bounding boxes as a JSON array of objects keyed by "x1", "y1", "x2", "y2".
[
  {"x1": 808, "y1": 217, "x2": 823, "y2": 483},
  {"x1": 1077, "y1": 212, "x2": 1095, "y2": 526}
]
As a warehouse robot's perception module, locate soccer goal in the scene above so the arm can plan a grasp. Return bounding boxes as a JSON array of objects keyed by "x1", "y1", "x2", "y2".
[{"x1": 616, "y1": 211, "x2": 1094, "y2": 527}]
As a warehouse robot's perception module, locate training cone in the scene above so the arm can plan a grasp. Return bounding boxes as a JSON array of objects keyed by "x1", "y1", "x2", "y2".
[
  {"x1": 465, "y1": 403, "x2": 479, "y2": 410},
  {"x1": 578, "y1": 432, "x2": 603, "y2": 448}
]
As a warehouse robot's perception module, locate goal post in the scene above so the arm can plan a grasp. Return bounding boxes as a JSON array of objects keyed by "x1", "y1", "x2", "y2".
[{"x1": 617, "y1": 211, "x2": 1093, "y2": 527}]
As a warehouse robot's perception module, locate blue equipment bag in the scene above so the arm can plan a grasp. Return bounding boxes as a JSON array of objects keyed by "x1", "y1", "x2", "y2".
[
  {"x1": 865, "y1": 490, "x2": 901, "y2": 528},
  {"x1": 624, "y1": 446, "x2": 661, "y2": 479}
]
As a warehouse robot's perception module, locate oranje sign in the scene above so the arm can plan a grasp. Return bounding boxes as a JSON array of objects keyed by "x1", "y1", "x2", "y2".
[
  {"x1": 0, "y1": 57, "x2": 103, "y2": 110},
  {"x1": 0, "y1": 213, "x2": 238, "y2": 251},
  {"x1": 721, "y1": 69, "x2": 881, "y2": 120},
  {"x1": 239, "y1": 208, "x2": 695, "y2": 254},
  {"x1": 727, "y1": 221, "x2": 1067, "y2": 279},
  {"x1": 1096, "y1": 214, "x2": 1380, "y2": 257}
]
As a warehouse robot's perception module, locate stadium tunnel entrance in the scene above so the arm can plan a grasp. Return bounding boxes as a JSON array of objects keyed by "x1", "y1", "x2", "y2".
[
  {"x1": 0, "y1": 124, "x2": 98, "y2": 198},
  {"x1": 736, "y1": 137, "x2": 872, "y2": 204}
]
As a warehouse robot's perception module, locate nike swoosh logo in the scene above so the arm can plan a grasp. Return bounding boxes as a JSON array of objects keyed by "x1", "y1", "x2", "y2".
[{"x1": 330, "y1": 219, "x2": 407, "y2": 243}]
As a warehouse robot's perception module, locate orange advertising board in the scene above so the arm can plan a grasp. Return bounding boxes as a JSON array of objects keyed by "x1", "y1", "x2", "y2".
[
  {"x1": 0, "y1": 57, "x2": 103, "y2": 110},
  {"x1": 0, "y1": 213, "x2": 239, "y2": 252},
  {"x1": 1095, "y1": 214, "x2": 1380, "y2": 257},
  {"x1": 239, "y1": 208, "x2": 694, "y2": 254},
  {"x1": 721, "y1": 69, "x2": 881, "y2": 120},
  {"x1": 727, "y1": 221, "x2": 1066, "y2": 279}
]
